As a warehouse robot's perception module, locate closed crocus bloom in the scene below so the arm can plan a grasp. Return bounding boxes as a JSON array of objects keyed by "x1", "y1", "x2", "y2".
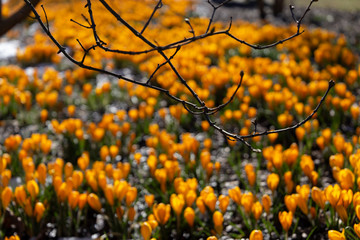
[
  {"x1": 218, "y1": 195, "x2": 229, "y2": 213},
  {"x1": 356, "y1": 205, "x2": 360, "y2": 219},
  {"x1": 311, "y1": 187, "x2": 326, "y2": 209},
  {"x1": 196, "y1": 196, "x2": 206, "y2": 214},
  {"x1": 2, "y1": 186, "x2": 12, "y2": 208},
  {"x1": 241, "y1": 192, "x2": 254, "y2": 214},
  {"x1": 64, "y1": 162, "x2": 73, "y2": 179},
  {"x1": 68, "y1": 191, "x2": 79, "y2": 209},
  {"x1": 335, "y1": 205, "x2": 348, "y2": 222},
  {"x1": 338, "y1": 168, "x2": 355, "y2": 190},
  {"x1": 325, "y1": 184, "x2": 341, "y2": 207},
  {"x1": 36, "y1": 163, "x2": 47, "y2": 185},
  {"x1": 126, "y1": 187, "x2": 137, "y2": 206},
  {"x1": 153, "y1": 203, "x2": 171, "y2": 225},
  {"x1": 278, "y1": 211, "x2": 293, "y2": 232},
  {"x1": 251, "y1": 201, "x2": 263, "y2": 220},
  {"x1": 147, "y1": 214, "x2": 158, "y2": 229},
  {"x1": 339, "y1": 189, "x2": 353, "y2": 208},
  {"x1": 205, "y1": 192, "x2": 217, "y2": 212},
  {"x1": 262, "y1": 194, "x2": 271, "y2": 214},
  {"x1": 249, "y1": 230, "x2": 263, "y2": 240},
  {"x1": 284, "y1": 195, "x2": 297, "y2": 213},
  {"x1": 328, "y1": 229, "x2": 345, "y2": 240},
  {"x1": 34, "y1": 202, "x2": 45, "y2": 222},
  {"x1": 115, "y1": 180, "x2": 128, "y2": 201},
  {"x1": 145, "y1": 194, "x2": 154, "y2": 208},
  {"x1": 26, "y1": 179, "x2": 39, "y2": 199},
  {"x1": 57, "y1": 182, "x2": 70, "y2": 202},
  {"x1": 104, "y1": 185, "x2": 114, "y2": 206},
  {"x1": 4, "y1": 235, "x2": 20, "y2": 240},
  {"x1": 213, "y1": 211, "x2": 223, "y2": 234},
  {"x1": 206, "y1": 237, "x2": 218, "y2": 240},
  {"x1": 128, "y1": 206, "x2": 136, "y2": 221},
  {"x1": 354, "y1": 223, "x2": 360, "y2": 238},
  {"x1": 15, "y1": 185, "x2": 26, "y2": 206},
  {"x1": 185, "y1": 190, "x2": 197, "y2": 207},
  {"x1": 72, "y1": 170, "x2": 83, "y2": 189},
  {"x1": 141, "y1": 221, "x2": 152, "y2": 240},
  {"x1": 109, "y1": 145, "x2": 119, "y2": 158},
  {"x1": 170, "y1": 194, "x2": 185, "y2": 216},
  {"x1": 184, "y1": 207, "x2": 195, "y2": 227},
  {"x1": 267, "y1": 173, "x2": 279, "y2": 192},
  {"x1": 87, "y1": 193, "x2": 101, "y2": 212},
  {"x1": 98, "y1": 173, "x2": 107, "y2": 190},
  {"x1": 24, "y1": 197, "x2": 33, "y2": 216},
  {"x1": 228, "y1": 186, "x2": 242, "y2": 205},
  {"x1": 294, "y1": 194, "x2": 308, "y2": 215}
]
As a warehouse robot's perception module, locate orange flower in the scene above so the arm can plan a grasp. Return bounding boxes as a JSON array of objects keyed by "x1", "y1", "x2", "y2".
[
  {"x1": 262, "y1": 194, "x2": 271, "y2": 214},
  {"x1": 26, "y1": 180, "x2": 39, "y2": 199},
  {"x1": 249, "y1": 230, "x2": 263, "y2": 240},
  {"x1": 228, "y1": 186, "x2": 242, "y2": 205},
  {"x1": 278, "y1": 211, "x2": 293, "y2": 232},
  {"x1": 284, "y1": 195, "x2": 297, "y2": 213},
  {"x1": 213, "y1": 211, "x2": 223, "y2": 235},
  {"x1": 251, "y1": 201, "x2": 263, "y2": 220},
  {"x1": 325, "y1": 184, "x2": 341, "y2": 207},
  {"x1": 328, "y1": 229, "x2": 345, "y2": 240},
  {"x1": 34, "y1": 202, "x2": 45, "y2": 222},
  {"x1": 140, "y1": 221, "x2": 152, "y2": 240},
  {"x1": 153, "y1": 203, "x2": 171, "y2": 225},
  {"x1": 87, "y1": 193, "x2": 102, "y2": 212},
  {"x1": 184, "y1": 207, "x2": 195, "y2": 227},
  {"x1": 170, "y1": 193, "x2": 185, "y2": 216},
  {"x1": 218, "y1": 195, "x2": 229, "y2": 213},
  {"x1": 145, "y1": 194, "x2": 155, "y2": 208},
  {"x1": 1, "y1": 186, "x2": 12, "y2": 208},
  {"x1": 354, "y1": 223, "x2": 360, "y2": 238},
  {"x1": 267, "y1": 173, "x2": 279, "y2": 192},
  {"x1": 311, "y1": 187, "x2": 326, "y2": 209}
]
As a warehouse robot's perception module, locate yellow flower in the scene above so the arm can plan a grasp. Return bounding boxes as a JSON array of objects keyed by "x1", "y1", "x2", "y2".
[
  {"x1": 145, "y1": 194, "x2": 155, "y2": 207},
  {"x1": 278, "y1": 211, "x2": 293, "y2": 232},
  {"x1": 218, "y1": 195, "x2": 229, "y2": 213},
  {"x1": 228, "y1": 186, "x2": 242, "y2": 205},
  {"x1": 311, "y1": 187, "x2": 326, "y2": 209},
  {"x1": 196, "y1": 196, "x2": 206, "y2": 214},
  {"x1": 1, "y1": 186, "x2": 12, "y2": 208},
  {"x1": 328, "y1": 229, "x2": 345, "y2": 240},
  {"x1": 184, "y1": 207, "x2": 195, "y2": 227},
  {"x1": 126, "y1": 187, "x2": 137, "y2": 206},
  {"x1": 26, "y1": 180, "x2": 39, "y2": 200},
  {"x1": 262, "y1": 194, "x2": 271, "y2": 214},
  {"x1": 249, "y1": 230, "x2": 263, "y2": 240},
  {"x1": 141, "y1": 221, "x2": 152, "y2": 240},
  {"x1": 153, "y1": 203, "x2": 171, "y2": 225},
  {"x1": 354, "y1": 223, "x2": 360, "y2": 238},
  {"x1": 34, "y1": 202, "x2": 45, "y2": 222},
  {"x1": 251, "y1": 201, "x2": 263, "y2": 220},
  {"x1": 170, "y1": 193, "x2": 185, "y2": 216},
  {"x1": 87, "y1": 193, "x2": 102, "y2": 212},
  {"x1": 338, "y1": 168, "x2": 355, "y2": 190},
  {"x1": 267, "y1": 173, "x2": 279, "y2": 192},
  {"x1": 325, "y1": 184, "x2": 341, "y2": 208},
  {"x1": 213, "y1": 211, "x2": 223, "y2": 235},
  {"x1": 284, "y1": 195, "x2": 297, "y2": 213}
]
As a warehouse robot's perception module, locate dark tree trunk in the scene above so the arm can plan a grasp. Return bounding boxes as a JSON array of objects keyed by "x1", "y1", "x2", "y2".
[
  {"x1": 257, "y1": 0, "x2": 266, "y2": 19},
  {"x1": 0, "y1": 0, "x2": 41, "y2": 37},
  {"x1": 273, "y1": 0, "x2": 284, "y2": 17}
]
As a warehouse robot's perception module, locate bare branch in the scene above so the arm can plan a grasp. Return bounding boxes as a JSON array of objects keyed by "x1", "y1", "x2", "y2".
[
  {"x1": 141, "y1": 0, "x2": 162, "y2": 34},
  {"x1": 22, "y1": 0, "x2": 325, "y2": 152}
]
